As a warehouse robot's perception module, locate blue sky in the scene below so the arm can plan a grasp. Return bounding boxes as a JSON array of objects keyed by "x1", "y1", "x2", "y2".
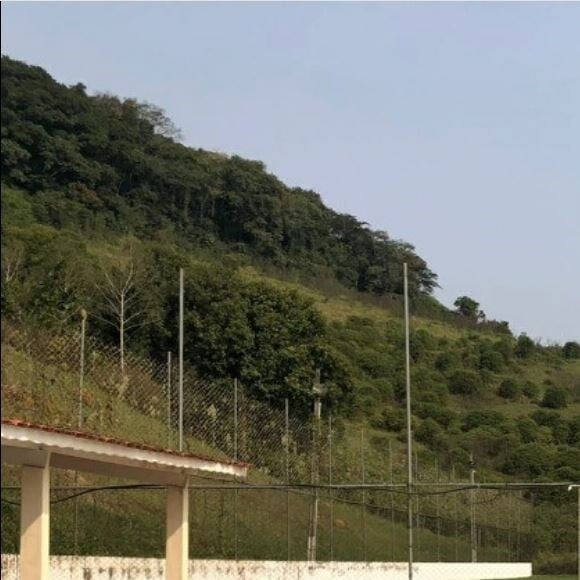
[{"x1": 2, "y1": 2, "x2": 579, "y2": 342}]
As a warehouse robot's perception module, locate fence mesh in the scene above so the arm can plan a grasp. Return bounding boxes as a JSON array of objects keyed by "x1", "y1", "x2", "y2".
[{"x1": 1, "y1": 320, "x2": 578, "y2": 578}]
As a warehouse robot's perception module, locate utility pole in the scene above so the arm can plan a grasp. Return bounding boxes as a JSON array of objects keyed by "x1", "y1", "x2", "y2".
[
  {"x1": 178, "y1": 268, "x2": 184, "y2": 452},
  {"x1": 307, "y1": 369, "x2": 324, "y2": 562},
  {"x1": 470, "y1": 453, "x2": 477, "y2": 563},
  {"x1": 404, "y1": 263, "x2": 414, "y2": 580},
  {"x1": 567, "y1": 484, "x2": 579, "y2": 580}
]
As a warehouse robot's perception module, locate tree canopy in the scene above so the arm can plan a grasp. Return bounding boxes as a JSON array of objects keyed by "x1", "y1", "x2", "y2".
[{"x1": 1, "y1": 56, "x2": 437, "y2": 298}]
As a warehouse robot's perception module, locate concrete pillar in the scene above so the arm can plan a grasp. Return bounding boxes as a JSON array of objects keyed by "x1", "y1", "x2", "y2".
[
  {"x1": 20, "y1": 464, "x2": 50, "y2": 580},
  {"x1": 166, "y1": 485, "x2": 189, "y2": 580}
]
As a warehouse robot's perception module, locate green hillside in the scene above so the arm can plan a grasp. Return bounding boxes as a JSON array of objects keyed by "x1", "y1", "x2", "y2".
[{"x1": 1, "y1": 56, "x2": 579, "y2": 572}]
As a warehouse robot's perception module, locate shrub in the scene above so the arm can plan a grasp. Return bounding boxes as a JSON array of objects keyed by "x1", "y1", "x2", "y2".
[
  {"x1": 522, "y1": 380, "x2": 539, "y2": 400},
  {"x1": 516, "y1": 417, "x2": 540, "y2": 443},
  {"x1": 503, "y1": 443, "x2": 555, "y2": 477},
  {"x1": 493, "y1": 338, "x2": 514, "y2": 363},
  {"x1": 448, "y1": 370, "x2": 483, "y2": 396},
  {"x1": 541, "y1": 386, "x2": 568, "y2": 409},
  {"x1": 535, "y1": 552, "x2": 577, "y2": 575},
  {"x1": 415, "y1": 402, "x2": 456, "y2": 429},
  {"x1": 434, "y1": 352, "x2": 456, "y2": 372},
  {"x1": 563, "y1": 341, "x2": 580, "y2": 360},
  {"x1": 463, "y1": 410, "x2": 506, "y2": 431},
  {"x1": 416, "y1": 418, "x2": 443, "y2": 444},
  {"x1": 377, "y1": 408, "x2": 406, "y2": 432},
  {"x1": 497, "y1": 378, "x2": 521, "y2": 400},
  {"x1": 515, "y1": 333, "x2": 535, "y2": 358},
  {"x1": 479, "y1": 349, "x2": 504, "y2": 372}
]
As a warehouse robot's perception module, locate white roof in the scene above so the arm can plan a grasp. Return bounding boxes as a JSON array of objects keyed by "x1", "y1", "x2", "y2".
[{"x1": 1, "y1": 420, "x2": 248, "y2": 484}]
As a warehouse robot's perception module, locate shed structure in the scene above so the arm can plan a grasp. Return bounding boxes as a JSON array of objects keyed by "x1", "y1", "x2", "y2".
[{"x1": 1, "y1": 419, "x2": 249, "y2": 580}]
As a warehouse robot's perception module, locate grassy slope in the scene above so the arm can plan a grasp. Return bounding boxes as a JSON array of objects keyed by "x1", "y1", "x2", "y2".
[
  {"x1": 241, "y1": 264, "x2": 580, "y2": 420},
  {"x1": 3, "y1": 249, "x2": 578, "y2": 566},
  {"x1": 2, "y1": 336, "x2": 488, "y2": 562}
]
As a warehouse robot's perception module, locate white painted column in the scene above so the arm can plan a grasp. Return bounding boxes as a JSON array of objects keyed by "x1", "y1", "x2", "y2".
[
  {"x1": 20, "y1": 464, "x2": 50, "y2": 580},
  {"x1": 166, "y1": 485, "x2": 189, "y2": 580}
]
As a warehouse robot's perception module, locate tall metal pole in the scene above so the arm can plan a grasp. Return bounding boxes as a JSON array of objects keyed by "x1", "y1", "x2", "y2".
[
  {"x1": 404, "y1": 263, "x2": 414, "y2": 580},
  {"x1": 233, "y1": 378, "x2": 238, "y2": 561},
  {"x1": 389, "y1": 438, "x2": 395, "y2": 562},
  {"x1": 328, "y1": 413, "x2": 334, "y2": 562},
  {"x1": 470, "y1": 453, "x2": 477, "y2": 563},
  {"x1": 567, "y1": 485, "x2": 579, "y2": 579},
  {"x1": 167, "y1": 351, "x2": 172, "y2": 447},
  {"x1": 178, "y1": 268, "x2": 184, "y2": 452},
  {"x1": 307, "y1": 369, "x2": 322, "y2": 562},
  {"x1": 74, "y1": 308, "x2": 87, "y2": 555},
  {"x1": 436, "y1": 458, "x2": 441, "y2": 562},
  {"x1": 360, "y1": 428, "x2": 367, "y2": 561},
  {"x1": 452, "y1": 464, "x2": 459, "y2": 562},
  {"x1": 415, "y1": 451, "x2": 420, "y2": 559},
  {"x1": 285, "y1": 398, "x2": 291, "y2": 562},
  {"x1": 78, "y1": 308, "x2": 87, "y2": 429},
  {"x1": 233, "y1": 378, "x2": 238, "y2": 460}
]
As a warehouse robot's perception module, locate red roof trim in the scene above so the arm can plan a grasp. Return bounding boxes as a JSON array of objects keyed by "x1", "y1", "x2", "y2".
[{"x1": 2, "y1": 418, "x2": 249, "y2": 468}]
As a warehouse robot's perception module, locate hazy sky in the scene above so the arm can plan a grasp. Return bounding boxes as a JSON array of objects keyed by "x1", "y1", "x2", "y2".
[{"x1": 2, "y1": 2, "x2": 579, "y2": 343}]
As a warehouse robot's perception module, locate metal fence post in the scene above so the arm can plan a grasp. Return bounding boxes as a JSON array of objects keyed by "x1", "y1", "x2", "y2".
[
  {"x1": 568, "y1": 484, "x2": 580, "y2": 579},
  {"x1": 470, "y1": 454, "x2": 477, "y2": 562},
  {"x1": 360, "y1": 428, "x2": 367, "y2": 561},
  {"x1": 285, "y1": 398, "x2": 291, "y2": 562},
  {"x1": 307, "y1": 369, "x2": 322, "y2": 562},
  {"x1": 389, "y1": 438, "x2": 395, "y2": 562},
  {"x1": 74, "y1": 309, "x2": 87, "y2": 555},
  {"x1": 435, "y1": 458, "x2": 441, "y2": 562},
  {"x1": 233, "y1": 378, "x2": 238, "y2": 561},
  {"x1": 78, "y1": 309, "x2": 87, "y2": 429},
  {"x1": 166, "y1": 351, "x2": 172, "y2": 447},
  {"x1": 452, "y1": 464, "x2": 459, "y2": 562},
  {"x1": 328, "y1": 413, "x2": 334, "y2": 562}
]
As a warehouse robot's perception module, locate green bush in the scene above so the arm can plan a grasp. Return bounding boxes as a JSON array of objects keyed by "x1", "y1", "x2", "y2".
[
  {"x1": 522, "y1": 380, "x2": 540, "y2": 400},
  {"x1": 563, "y1": 341, "x2": 580, "y2": 359},
  {"x1": 515, "y1": 417, "x2": 541, "y2": 443},
  {"x1": 376, "y1": 407, "x2": 406, "y2": 432},
  {"x1": 448, "y1": 370, "x2": 483, "y2": 396},
  {"x1": 541, "y1": 386, "x2": 568, "y2": 409},
  {"x1": 497, "y1": 378, "x2": 521, "y2": 400},
  {"x1": 416, "y1": 402, "x2": 456, "y2": 429},
  {"x1": 478, "y1": 348, "x2": 504, "y2": 372},
  {"x1": 515, "y1": 333, "x2": 535, "y2": 358},
  {"x1": 416, "y1": 418, "x2": 449, "y2": 452},
  {"x1": 503, "y1": 443, "x2": 555, "y2": 477},
  {"x1": 462, "y1": 410, "x2": 506, "y2": 431}
]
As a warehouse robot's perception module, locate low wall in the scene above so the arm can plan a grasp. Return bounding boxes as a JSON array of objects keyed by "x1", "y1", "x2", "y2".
[{"x1": 0, "y1": 555, "x2": 532, "y2": 580}]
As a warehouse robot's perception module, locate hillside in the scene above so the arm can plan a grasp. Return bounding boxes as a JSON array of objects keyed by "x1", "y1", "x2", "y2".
[{"x1": 1, "y1": 56, "x2": 579, "y2": 572}]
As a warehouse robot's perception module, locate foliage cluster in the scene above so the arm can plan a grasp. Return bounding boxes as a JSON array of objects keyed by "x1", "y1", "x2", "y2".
[{"x1": 1, "y1": 56, "x2": 437, "y2": 298}]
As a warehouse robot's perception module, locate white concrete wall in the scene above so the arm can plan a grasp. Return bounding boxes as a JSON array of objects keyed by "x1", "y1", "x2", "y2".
[{"x1": 1, "y1": 554, "x2": 532, "y2": 580}]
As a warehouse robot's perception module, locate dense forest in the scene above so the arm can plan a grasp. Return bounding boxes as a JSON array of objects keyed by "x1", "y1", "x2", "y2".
[
  {"x1": 1, "y1": 55, "x2": 437, "y2": 297},
  {"x1": 2, "y1": 56, "x2": 580, "y2": 571}
]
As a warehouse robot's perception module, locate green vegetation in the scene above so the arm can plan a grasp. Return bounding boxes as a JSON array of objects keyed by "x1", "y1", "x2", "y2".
[
  {"x1": 504, "y1": 577, "x2": 576, "y2": 580},
  {"x1": 1, "y1": 55, "x2": 579, "y2": 572}
]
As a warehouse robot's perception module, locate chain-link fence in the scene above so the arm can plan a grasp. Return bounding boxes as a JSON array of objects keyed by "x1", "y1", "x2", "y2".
[{"x1": 1, "y1": 321, "x2": 578, "y2": 578}]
